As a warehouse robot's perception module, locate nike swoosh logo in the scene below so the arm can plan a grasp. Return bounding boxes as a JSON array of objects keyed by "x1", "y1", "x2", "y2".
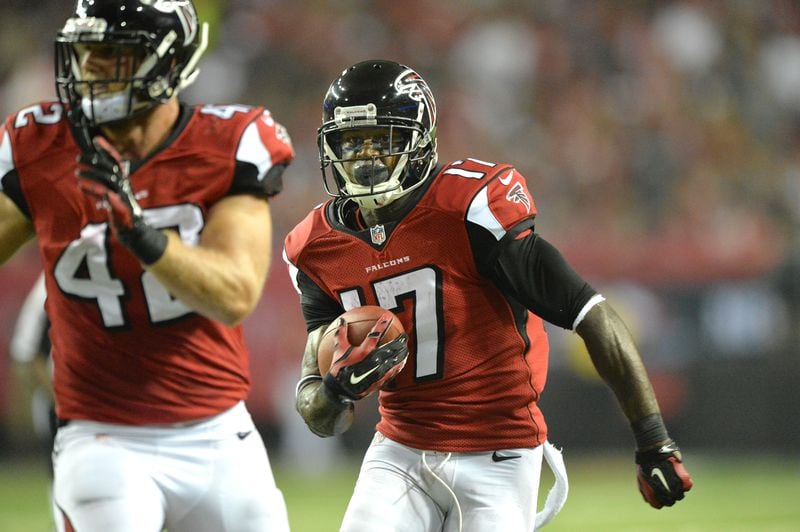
[
  {"x1": 498, "y1": 171, "x2": 514, "y2": 185},
  {"x1": 236, "y1": 431, "x2": 252, "y2": 440},
  {"x1": 492, "y1": 451, "x2": 521, "y2": 463},
  {"x1": 350, "y1": 365, "x2": 380, "y2": 385},
  {"x1": 651, "y1": 467, "x2": 670, "y2": 491}
]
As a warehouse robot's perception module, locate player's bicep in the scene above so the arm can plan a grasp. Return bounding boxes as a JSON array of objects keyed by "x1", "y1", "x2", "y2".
[
  {"x1": 203, "y1": 193, "x2": 272, "y2": 277},
  {"x1": 291, "y1": 267, "x2": 343, "y2": 332},
  {"x1": 491, "y1": 229, "x2": 597, "y2": 329},
  {"x1": 0, "y1": 133, "x2": 35, "y2": 261},
  {"x1": 0, "y1": 191, "x2": 35, "y2": 264}
]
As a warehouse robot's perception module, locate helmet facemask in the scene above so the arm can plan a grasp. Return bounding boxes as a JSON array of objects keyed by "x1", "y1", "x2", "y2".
[
  {"x1": 58, "y1": 38, "x2": 148, "y2": 126},
  {"x1": 319, "y1": 103, "x2": 437, "y2": 211}
]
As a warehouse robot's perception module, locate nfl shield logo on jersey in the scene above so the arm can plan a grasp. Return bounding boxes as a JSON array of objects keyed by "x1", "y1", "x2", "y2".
[{"x1": 370, "y1": 224, "x2": 386, "y2": 245}]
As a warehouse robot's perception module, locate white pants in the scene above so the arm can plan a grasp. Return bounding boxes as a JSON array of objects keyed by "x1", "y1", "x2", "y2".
[
  {"x1": 52, "y1": 402, "x2": 289, "y2": 532},
  {"x1": 341, "y1": 433, "x2": 567, "y2": 532}
]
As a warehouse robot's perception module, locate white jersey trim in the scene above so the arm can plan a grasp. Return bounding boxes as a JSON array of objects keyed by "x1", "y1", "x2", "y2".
[
  {"x1": 0, "y1": 128, "x2": 14, "y2": 188},
  {"x1": 466, "y1": 187, "x2": 505, "y2": 241},
  {"x1": 282, "y1": 248, "x2": 302, "y2": 296},
  {"x1": 572, "y1": 293, "x2": 606, "y2": 330},
  {"x1": 236, "y1": 121, "x2": 273, "y2": 181}
]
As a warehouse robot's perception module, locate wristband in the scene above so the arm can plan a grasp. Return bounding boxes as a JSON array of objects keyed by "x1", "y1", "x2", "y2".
[
  {"x1": 117, "y1": 220, "x2": 168, "y2": 265},
  {"x1": 631, "y1": 413, "x2": 670, "y2": 451},
  {"x1": 295, "y1": 374, "x2": 323, "y2": 398}
]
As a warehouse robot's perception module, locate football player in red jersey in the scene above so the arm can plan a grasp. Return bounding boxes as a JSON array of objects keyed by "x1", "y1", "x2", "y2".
[
  {"x1": 0, "y1": 1, "x2": 294, "y2": 531},
  {"x1": 284, "y1": 60, "x2": 693, "y2": 531}
]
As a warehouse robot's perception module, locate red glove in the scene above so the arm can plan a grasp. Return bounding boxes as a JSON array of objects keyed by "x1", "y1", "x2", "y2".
[
  {"x1": 323, "y1": 312, "x2": 409, "y2": 401},
  {"x1": 76, "y1": 136, "x2": 166, "y2": 264},
  {"x1": 635, "y1": 440, "x2": 694, "y2": 509}
]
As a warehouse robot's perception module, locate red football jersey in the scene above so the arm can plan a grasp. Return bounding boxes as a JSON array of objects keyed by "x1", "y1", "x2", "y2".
[
  {"x1": 285, "y1": 158, "x2": 551, "y2": 451},
  {"x1": 0, "y1": 101, "x2": 293, "y2": 424}
]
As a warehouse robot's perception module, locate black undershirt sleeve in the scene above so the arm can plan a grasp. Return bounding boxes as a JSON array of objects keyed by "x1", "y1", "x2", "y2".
[
  {"x1": 295, "y1": 268, "x2": 344, "y2": 333},
  {"x1": 470, "y1": 218, "x2": 598, "y2": 330}
]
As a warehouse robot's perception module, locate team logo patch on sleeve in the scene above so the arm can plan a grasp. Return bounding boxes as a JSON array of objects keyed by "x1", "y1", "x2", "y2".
[
  {"x1": 506, "y1": 182, "x2": 531, "y2": 212},
  {"x1": 487, "y1": 169, "x2": 536, "y2": 228}
]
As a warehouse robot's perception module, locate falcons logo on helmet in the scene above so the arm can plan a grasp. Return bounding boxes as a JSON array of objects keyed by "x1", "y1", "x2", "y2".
[
  {"x1": 152, "y1": 0, "x2": 198, "y2": 44},
  {"x1": 395, "y1": 70, "x2": 437, "y2": 127}
]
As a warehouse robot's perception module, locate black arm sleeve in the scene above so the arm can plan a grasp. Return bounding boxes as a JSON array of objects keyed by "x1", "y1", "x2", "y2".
[
  {"x1": 295, "y1": 268, "x2": 344, "y2": 332},
  {"x1": 476, "y1": 219, "x2": 598, "y2": 330}
]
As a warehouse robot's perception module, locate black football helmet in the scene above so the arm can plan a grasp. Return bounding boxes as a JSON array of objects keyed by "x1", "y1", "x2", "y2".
[
  {"x1": 55, "y1": 0, "x2": 208, "y2": 128},
  {"x1": 319, "y1": 60, "x2": 438, "y2": 210}
]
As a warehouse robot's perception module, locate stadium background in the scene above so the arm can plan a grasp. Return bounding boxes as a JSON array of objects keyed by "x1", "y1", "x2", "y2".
[{"x1": 0, "y1": 1, "x2": 798, "y2": 530}]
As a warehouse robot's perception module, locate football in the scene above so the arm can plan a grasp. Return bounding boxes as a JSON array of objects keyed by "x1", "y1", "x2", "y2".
[{"x1": 317, "y1": 305, "x2": 405, "y2": 374}]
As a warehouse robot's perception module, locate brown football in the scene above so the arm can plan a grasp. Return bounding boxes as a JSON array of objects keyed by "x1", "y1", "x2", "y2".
[{"x1": 317, "y1": 305, "x2": 405, "y2": 374}]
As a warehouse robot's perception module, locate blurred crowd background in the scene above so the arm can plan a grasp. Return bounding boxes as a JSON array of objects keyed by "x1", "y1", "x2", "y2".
[{"x1": 1, "y1": 0, "x2": 798, "y2": 471}]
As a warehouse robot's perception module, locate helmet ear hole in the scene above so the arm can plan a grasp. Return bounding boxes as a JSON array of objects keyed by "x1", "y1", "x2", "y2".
[{"x1": 147, "y1": 77, "x2": 171, "y2": 100}]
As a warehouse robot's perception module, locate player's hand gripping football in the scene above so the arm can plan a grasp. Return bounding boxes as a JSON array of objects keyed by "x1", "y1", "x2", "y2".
[
  {"x1": 323, "y1": 312, "x2": 409, "y2": 401},
  {"x1": 635, "y1": 439, "x2": 693, "y2": 509},
  {"x1": 77, "y1": 136, "x2": 167, "y2": 264}
]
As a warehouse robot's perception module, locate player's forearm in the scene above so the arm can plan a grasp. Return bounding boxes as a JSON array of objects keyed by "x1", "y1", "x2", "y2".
[
  {"x1": 578, "y1": 306, "x2": 691, "y2": 506},
  {"x1": 577, "y1": 302, "x2": 661, "y2": 423},
  {"x1": 296, "y1": 379, "x2": 355, "y2": 437},
  {"x1": 295, "y1": 326, "x2": 355, "y2": 437},
  {"x1": 146, "y1": 230, "x2": 268, "y2": 325}
]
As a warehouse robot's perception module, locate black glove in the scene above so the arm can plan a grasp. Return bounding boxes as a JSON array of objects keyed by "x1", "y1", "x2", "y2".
[
  {"x1": 77, "y1": 136, "x2": 167, "y2": 264},
  {"x1": 323, "y1": 312, "x2": 409, "y2": 401},
  {"x1": 635, "y1": 440, "x2": 693, "y2": 509}
]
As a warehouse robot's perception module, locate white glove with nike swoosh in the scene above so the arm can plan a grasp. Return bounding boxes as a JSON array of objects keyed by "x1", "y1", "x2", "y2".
[
  {"x1": 323, "y1": 313, "x2": 409, "y2": 401},
  {"x1": 635, "y1": 439, "x2": 693, "y2": 509}
]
